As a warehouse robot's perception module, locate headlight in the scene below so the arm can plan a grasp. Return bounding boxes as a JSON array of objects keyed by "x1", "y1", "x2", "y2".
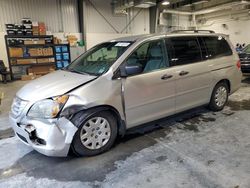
[{"x1": 27, "y1": 95, "x2": 69, "y2": 119}]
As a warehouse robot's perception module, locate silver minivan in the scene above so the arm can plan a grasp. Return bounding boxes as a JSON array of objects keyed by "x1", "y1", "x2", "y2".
[{"x1": 9, "y1": 31, "x2": 242, "y2": 157}]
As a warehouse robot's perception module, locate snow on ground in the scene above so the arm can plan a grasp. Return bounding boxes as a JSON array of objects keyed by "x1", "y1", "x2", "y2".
[
  {"x1": 101, "y1": 111, "x2": 250, "y2": 188},
  {"x1": 0, "y1": 117, "x2": 11, "y2": 131},
  {"x1": 229, "y1": 86, "x2": 250, "y2": 101},
  {"x1": 0, "y1": 173, "x2": 92, "y2": 188},
  {"x1": 0, "y1": 137, "x2": 32, "y2": 169}
]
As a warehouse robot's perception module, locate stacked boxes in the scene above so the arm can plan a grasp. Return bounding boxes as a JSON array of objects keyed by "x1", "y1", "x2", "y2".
[
  {"x1": 5, "y1": 18, "x2": 47, "y2": 36},
  {"x1": 5, "y1": 18, "x2": 33, "y2": 36},
  {"x1": 28, "y1": 47, "x2": 53, "y2": 57}
]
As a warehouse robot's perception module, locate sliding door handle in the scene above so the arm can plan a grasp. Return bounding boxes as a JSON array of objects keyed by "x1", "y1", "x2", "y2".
[
  {"x1": 179, "y1": 71, "x2": 189, "y2": 76},
  {"x1": 161, "y1": 74, "x2": 173, "y2": 80}
]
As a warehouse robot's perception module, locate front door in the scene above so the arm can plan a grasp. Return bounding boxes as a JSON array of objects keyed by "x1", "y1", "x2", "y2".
[{"x1": 123, "y1": 39, "x2": 176, "y2": 128}]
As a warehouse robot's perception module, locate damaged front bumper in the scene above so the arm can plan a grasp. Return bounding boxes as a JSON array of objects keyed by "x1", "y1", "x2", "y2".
[{"x1": 9, "y1": 114, "x2": 78, "y2": 157}]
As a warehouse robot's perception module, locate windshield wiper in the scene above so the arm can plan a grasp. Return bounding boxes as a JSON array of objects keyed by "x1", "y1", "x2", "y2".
[
  {"x1": 66, "y1": 68, "x2": 101, "y2": 76},
  {"x1": 66, "y1": 68, "x2": 88, "y2": 75}
]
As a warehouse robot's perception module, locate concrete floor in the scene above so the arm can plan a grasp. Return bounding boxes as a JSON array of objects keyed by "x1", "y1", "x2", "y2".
[{"x1": 0, "y1": 78, "x2": 250, "y2": 188}]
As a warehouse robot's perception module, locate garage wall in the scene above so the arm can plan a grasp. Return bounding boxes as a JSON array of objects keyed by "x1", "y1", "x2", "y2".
[
  {"x1": 0, "y1": 0, "x2": 80, "y2": 67},
  {"x1": 85, "y1": 0, "x2": 150, "y2": 49}
]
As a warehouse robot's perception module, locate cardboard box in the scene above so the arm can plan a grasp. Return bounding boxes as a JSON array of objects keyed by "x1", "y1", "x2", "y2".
[
  {"x1": 42, "y1": 47, "x2": 53, "y2": 56},
  {"x1": 9, "y1": 48, "x2": 23, "y2": 57},
  {"x1": 28, "y1": 48, "x2": 39, "y2": 56},
  {"x1": 32, "y1": 26, "x2": 39, "y2": 35},
  {"x1": 28, "y1": 65, "x2": 55, "y2": 75},
  {"x1": 17, "y1": 59, "x2": 36, "y2": 65},
  {"x1": 37, "y1": 58, "x2": 49, "y2": 64},
  {"x1": 39, "y1": 30, "x2": 46, "y2": 35},
  {"x1": 24, "y1": 39, "x2": 45, "y2": 45},
  {"x1": 37, "y1": 48, "x2": 43, "y2": 56},
  {"x1": 49, "y1": 58, "x2": 55, "y2": 63},
  {"x1": 21, "y1": 74, "x2": 36, "y2": 81},
  {"x1": 32, "y1": 22, "x2": 39, "y2": 27}
]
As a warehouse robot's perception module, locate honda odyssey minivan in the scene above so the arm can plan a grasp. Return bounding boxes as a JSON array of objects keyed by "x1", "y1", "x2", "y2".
[{"x1": 10, "y1": 30, "x2": 242, "y2": 157}]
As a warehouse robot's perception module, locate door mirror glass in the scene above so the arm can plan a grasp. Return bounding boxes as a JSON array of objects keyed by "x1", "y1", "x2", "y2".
[{"x1": 125, "y1": 64, "x2": 143, "y2": 76}]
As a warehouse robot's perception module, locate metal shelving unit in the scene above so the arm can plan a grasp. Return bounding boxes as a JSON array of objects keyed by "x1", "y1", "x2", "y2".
[{"x1": 5, "y1": 35, "x2": 71, "y2": 80}]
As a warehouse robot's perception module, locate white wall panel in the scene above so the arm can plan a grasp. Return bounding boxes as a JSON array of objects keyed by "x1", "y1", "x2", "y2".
[
  {"x1": 0, "y1": 0, "x2": 79, "y2": 32},
  {"x1": 61, "y1": 0, "x2": 79, "y2": 32}
]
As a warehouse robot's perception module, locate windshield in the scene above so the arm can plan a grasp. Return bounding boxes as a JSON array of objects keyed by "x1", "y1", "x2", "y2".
[
  {"x1": 67, "y1": 41, "x2": 132, "y2": 75},
  {"x1": 243, "y1": 44, "x2": 250, "y2": 53}
]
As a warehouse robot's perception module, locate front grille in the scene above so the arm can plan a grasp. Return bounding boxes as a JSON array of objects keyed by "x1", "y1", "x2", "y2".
[{"x1": 11, "y1": 97, "x2": 28, "y2": 118}]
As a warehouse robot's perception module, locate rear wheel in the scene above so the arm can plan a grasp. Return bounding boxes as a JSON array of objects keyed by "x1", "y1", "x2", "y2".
[
  {"x1": 209, "y1": 82, "x2": 229, "y2": 111},
  {"x1": 71, "y1": 111, "x2": 118, "y2": 156}
]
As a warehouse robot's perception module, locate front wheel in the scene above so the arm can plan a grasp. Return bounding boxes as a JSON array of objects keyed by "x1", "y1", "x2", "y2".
[
  {"x1": 71, "y1": 111, "x2": 118, "y2": 157},
  {"x1": 209, "y1": 82, "x2": 229, "y2": 111}
]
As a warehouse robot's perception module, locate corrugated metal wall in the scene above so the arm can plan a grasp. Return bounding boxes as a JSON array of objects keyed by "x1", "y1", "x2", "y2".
[{"x1": 0, "y1": 0, "x2": 79, "y2": 32}]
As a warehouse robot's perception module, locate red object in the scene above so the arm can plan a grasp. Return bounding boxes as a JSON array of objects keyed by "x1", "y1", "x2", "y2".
[{"x1": 236, "y1": 60, "x2": 241, "y2": 70}]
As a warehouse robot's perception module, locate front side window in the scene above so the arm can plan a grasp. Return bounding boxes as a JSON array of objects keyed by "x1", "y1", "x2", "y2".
[
  {"x1": 67, "y1": 41, "x2": 132, "y2": 75},
  {"x1": 166, "y1": 37, "x2": 202, "y2": 66},
  {"x1": 202, "y1": 36, "x2": 232, "y2": 58},
  {"x1": 125, "y1": 39, "x2": 168, "y2": 74}
]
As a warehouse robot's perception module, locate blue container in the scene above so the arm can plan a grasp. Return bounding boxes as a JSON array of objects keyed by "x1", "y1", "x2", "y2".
[
  {"x1": 56, "y1": 61, "x2": 63, "y2": 68},
  {"x1": 63, "y1": 53, "x2": 69, "y2": 60},
  {"x1": 63, "y1": 61, "x2": 69, "y2": 67},
  {"x1": 61, "y1": 46, "x2": 68, "y2": 52},
  {"x1": 55, "y1": 46, "x2": 61, "y2": 53},
  {"x1": 56, "y1": 54, "x2": 62, "y2": 60}
]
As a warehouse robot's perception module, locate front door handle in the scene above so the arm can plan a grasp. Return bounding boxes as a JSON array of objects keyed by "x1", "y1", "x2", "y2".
[
  {"x1": 161, "y1": 74, "x2": 173, "y2": 80},
  {"x1": 179, "y1": 71, "x2": 189, "y2": 76}
]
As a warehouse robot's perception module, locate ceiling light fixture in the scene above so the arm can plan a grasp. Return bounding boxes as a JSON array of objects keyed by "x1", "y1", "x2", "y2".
[{"x1": 162, "y1": 0, "x2": 170, "y2": 5}]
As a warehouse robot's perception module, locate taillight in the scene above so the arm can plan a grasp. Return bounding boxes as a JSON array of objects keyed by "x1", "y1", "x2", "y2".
[{"x1": 236, "y1": 60, "x2": 241, "y2": 70}]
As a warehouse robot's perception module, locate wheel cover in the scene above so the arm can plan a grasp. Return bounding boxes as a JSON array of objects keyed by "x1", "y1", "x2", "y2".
[
  {"x1": 80, "y1": 117, "x2": 111, "y2": 150},
  {"x1": 215, "y1": 86, "x2": 227, "y2": 107}
]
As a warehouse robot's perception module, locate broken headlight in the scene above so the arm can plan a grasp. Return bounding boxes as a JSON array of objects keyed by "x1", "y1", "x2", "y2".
[{"x1": 27, "y1": 95, "x2": 69, "y2": 119}]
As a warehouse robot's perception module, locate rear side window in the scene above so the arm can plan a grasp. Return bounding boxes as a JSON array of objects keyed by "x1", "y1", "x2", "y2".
[
  {"x1": 202, "y1": 36, "x2": 232, "y2": 58},
  {"x1": 166, "y1": 37, "x2": 202, "y2": 66}
]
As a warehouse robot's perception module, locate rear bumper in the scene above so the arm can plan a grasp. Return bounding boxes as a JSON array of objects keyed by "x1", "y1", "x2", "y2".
[{"x1": 9, "y1": 114, "x2": 78, "y2": 157}]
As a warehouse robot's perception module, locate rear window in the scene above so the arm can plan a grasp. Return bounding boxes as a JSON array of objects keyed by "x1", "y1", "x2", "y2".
[
  {"x1": 166, "y1": 37, "x2": 202, "y2": 66},
  {"x1": 202, "y1": 36, "x2": 232, "y2": 58}
]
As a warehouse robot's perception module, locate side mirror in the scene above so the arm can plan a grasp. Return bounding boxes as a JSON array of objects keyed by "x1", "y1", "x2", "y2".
[{"x1": 124, "y1": 64, "x2": 143, "y2": 76}]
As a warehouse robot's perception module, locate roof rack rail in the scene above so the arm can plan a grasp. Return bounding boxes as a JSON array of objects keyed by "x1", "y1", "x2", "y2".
[{"x1": 171, "y1": 30, "x2": 215, "y2": 34}]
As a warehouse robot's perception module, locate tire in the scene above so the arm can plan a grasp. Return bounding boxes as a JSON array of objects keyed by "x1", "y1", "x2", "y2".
[
  {"x1": 71, "y1": 111, "x2": 118, "y2": 157},
  {"x1": 209, "y1": 82, "x2": 229, "y2": 111}
]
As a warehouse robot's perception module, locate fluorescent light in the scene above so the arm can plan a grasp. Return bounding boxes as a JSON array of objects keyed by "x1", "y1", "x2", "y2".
[{"x1": 162, "y1": 1, "x2": 170, "y2": 5}]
